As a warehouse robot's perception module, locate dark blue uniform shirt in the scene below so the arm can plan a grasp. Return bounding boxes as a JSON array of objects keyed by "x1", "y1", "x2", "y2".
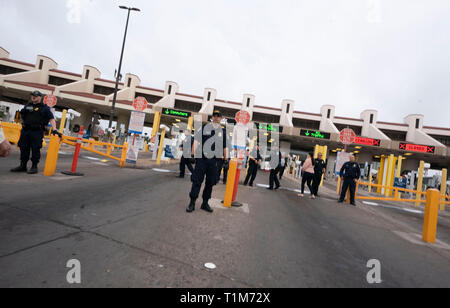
[
  {"x1": 194, "y1": 124, "x2": 227, "y2": 159},
  {"x1": 20, "y1": 102, "x2": 54, "y2": 130},
  {"x1": 340, "y1": 161, "x2": 361, "y2": 179}
]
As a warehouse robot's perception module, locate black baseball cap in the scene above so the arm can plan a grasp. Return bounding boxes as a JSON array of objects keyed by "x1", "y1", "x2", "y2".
[
  {"x1": 30, "y1": 90, "x2": 43, "y2": 97},
  {"x1": 212, "y1": 110, "x2": 222, "y2": 117}
]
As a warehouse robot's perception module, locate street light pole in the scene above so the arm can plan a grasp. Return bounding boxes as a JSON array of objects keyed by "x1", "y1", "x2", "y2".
[{"x1": 108, "y1": 6, "x2": 140, "y2": 130}]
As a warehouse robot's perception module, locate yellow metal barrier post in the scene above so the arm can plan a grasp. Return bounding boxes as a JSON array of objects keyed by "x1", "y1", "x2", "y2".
[
  {"x1": 43, "y1": 135, "x2": 61, "y2": 176},
  {"x1": 422, "y1": 189, "x2": 440, "y2": 243},
  {"x1": 377, "y1": 156, "x2": 386, "y2": 194},
  {"x1": 224, "y1": 159, "x2": 238, "y2": 208},
  {"x1": 156, "y1": 129, "x2": 166, "y2": 165},
  {"x1": 120, "y1": 142, "x2": 128, "y2": 168},
  {"x1": 385, "y1": 154, "x2": 395, "y2": 197},
  {"x1": 320, "y1": 145, "x2": 327, "y2": 186},
  {"x1": 440, "y1": 168, "x2": 447, "y2": 211},
  {"x1": 187, "y1": 116, "x2": 194, "y2": 131},
  {"x1": 152, "y1": 112, "x2": 161, "y2": 138},
  {"x1": 416, "y1": 160, "x2": 425, "y2": 206},
  {"x1": 59, "y1": 109, "x2": 67, "y2": 132}
]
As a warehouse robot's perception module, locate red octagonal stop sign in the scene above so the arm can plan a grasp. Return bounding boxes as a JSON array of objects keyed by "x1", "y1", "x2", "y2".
[
  {"x1": 235, "y1": 110, "x2": 251, "y2": 125},
  {"x1": 133, "y1": 97, "x2": 148, "y2": 112},
  {"x1": 340, "y1": 128, "x2": 356, "y2": 145},
  {"x1": 44, "y1": 95, "x2": 57, "y2": 108}
]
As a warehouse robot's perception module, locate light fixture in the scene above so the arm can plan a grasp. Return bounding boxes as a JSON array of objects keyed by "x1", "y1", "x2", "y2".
[
  {"x1": 404, "y1": 153, "x2": 413, "y2": 156},
  {"x1": 355, "y1": 146, "x2": 362, "y2": 149}
]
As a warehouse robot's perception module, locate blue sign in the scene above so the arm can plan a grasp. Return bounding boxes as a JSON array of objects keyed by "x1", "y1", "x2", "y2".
[{"x1": 394, "y1": 177, "x2": 407, "y2": 188}]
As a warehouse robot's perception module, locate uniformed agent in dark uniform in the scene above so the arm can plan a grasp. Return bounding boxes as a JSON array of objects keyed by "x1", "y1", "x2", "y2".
[
  {"x1": 11, "y1": 91, "x2": 61, "y2": 174},
  {"x1": 187, "y1": 110, "x2": 228, "y2": 213},
  {"x1": 178, "y1": 130, "x2": 194, "y2": 178},
  {"x1": 338, "y1": 155, "x2": 361, "y2": 206},
  {"x1": 312, "y1": 152, "x2": 326, "y2": 197},
  {"x1": 244, "y1": 145, "x2": 262, "y2": 187}
]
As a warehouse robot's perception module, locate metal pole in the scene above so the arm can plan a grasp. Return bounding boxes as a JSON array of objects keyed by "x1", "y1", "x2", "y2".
[{"x1": 109, "y1": 8, "x2": 132, "y2": 129}]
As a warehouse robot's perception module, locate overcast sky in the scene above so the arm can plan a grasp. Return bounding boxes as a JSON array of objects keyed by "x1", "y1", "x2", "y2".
[{"x1": 1, "y1": 0, "x2": 449, "y2": 126}]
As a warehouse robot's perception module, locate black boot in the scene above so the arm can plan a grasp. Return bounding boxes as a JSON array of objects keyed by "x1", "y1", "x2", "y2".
[
  {"x1": 186, "y1": 198, "x2": 196, "y2": 213},
  {"x1": 201, "y1": 200, "x2": 214, "y2": 213},
  {"x1": 27, "y1": 163, "x2": 38, "y2": 174},
  {"x1": 11, "y1": 162, "x2": 28, "y2": 173}
]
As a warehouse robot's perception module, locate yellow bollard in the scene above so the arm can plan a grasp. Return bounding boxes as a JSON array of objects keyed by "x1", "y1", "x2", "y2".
[
  {"x1": 337, "y1": 176, "x2": 341, "y2": 195},
  {"x1": 156, "y1": 130, "x2": 166, "y2": 165},
  {"x1": 187, "y1": 116, "x2": 194, "y2": 131},
  {"x1": 377, "y1": 156, "x2": 386, "y2": 195},
  {"x1": 120, "y1": 142, "x2": 128, "y2": 168},
  {"x1": 440, "y1": 168, "x2": 447, "y2": 211},
  {"x1": 152, "y1": 112, "x2": 161, "y2": 138},
  {"x1": 396, "y1": 156, "x2": 403, "y2": 178},
  {"x1": 224, "y1": 159, "x2": 238, "y2": 208},
  {"x1": 416, "y1": 160, "x2": 425, "y2": 206},
  {"x1": 43, "y1": 135, "x2": 61, "y2": 176},
  {"x1": 422, "y1": 189, "x2": 440, "y2": 243},
  {"x1": 384, "y1": 154, "x2": 394, "y2": 197},
  {"x1": 59, "y1": 109, "x2": 67, "y2": 132}
]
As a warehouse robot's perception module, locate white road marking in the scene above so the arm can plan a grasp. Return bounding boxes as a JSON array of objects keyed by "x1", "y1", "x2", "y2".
[
  {"x1": 392, "y1": 231, "x2": 450, "y2": 250},
  {"x1": 362, "y1": 201, "x2": 424, "y2": 215},
  {"x1": 204, "y1": 263, "x2": 216, "y2": 269},
  {"x1": 152, "y1": 168, "x2": 173, "y2": 173},
  {"x1": 51, "y1": 176, "x2": 79, "y2": 181}
]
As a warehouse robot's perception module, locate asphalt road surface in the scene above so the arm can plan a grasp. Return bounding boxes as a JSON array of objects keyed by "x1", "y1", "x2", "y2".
[{"x1": 0, "y1": 149, "x2": 449, "y2": 287}]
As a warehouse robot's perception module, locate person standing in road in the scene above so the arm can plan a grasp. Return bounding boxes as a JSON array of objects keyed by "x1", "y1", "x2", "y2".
[
  {"x1": 187, "y1": 110, "x2": 228, "y2": 213},
  {"x1": 268, "y1": 149, "x2": 281, "y2": 190},
  {"x1": 178, "y1": 130, "x2": 194, "y2": 179},
  {"x1": 338, "y1": 155, "x2": 361, "y2": 206},
  {"x1": 244, "y1": 144, "x2": 262, "y2": 187},
  {"x1": 312, "y1": 152, "x2": 326, "y2": 198},
  {"x1": 0, "y1": 124, "x2": 11, "y2": 157},
  {"x1": 298, "y1": 152, "x2": 315, "y2": 198},
  {"x1": 279, "y1": 153, "x2": 286, "y2": 180},
  {"x1": 10, "y1": 91, "x2": 61, "y2": 174}
]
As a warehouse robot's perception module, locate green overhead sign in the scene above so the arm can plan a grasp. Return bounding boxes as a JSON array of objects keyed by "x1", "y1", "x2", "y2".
[
  {"x1": 163, "y1": 108, "x2": 191, "y2": 118},
  {"x1": 255, "y1": 123, "x2": 283, "y2": 133},
  {"x1": 300, "y1": 129, "x2": 331, "y2": 140}
]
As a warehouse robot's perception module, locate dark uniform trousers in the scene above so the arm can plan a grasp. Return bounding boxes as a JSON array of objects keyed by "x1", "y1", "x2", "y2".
[
  {"x1": 217, "y1": 159, "x2": 229, "y2": 184},
  {"x1": 312, "y1": 172, "x2": 323, "y2": 196},
  {"x1": 340, "y1": 177, "x2": 357, "y2": 204},
  {"x1": 180, "y1": 157, "x2": 194, "y2": 177},
  {"x1": 18, "y1": 129, "x2": 44, "y2": 164},
  {"x1": 190, "y1": 158, "x2": 218, "y2": 202},
  {"x1": 244, "y1": 160, "x2": 258, "y2": 186},
  {"x1": 269, "y1": 167, "x2": 280, "y2": 189}
]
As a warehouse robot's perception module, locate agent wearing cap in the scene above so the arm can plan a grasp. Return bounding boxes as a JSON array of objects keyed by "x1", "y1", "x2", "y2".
[
  {"x1": 187, "y1": 110, "x2": 228, "y2": 213},
  {"x1": 338, "y1": 155, "x2": 361, "y2": 206},
  {"x1": 11, "y1": 91, "x2": 61, "y2": 174}
]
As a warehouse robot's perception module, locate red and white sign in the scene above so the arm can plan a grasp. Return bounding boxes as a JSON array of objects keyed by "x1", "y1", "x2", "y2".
[
  {"x1": 235, "y1": 110, "x2": 251, "y2": 125},
  {"x1": 354, "y1": 136, "x2": 381, "y2": 147},
  {"x1": 44, "y1": 95, "x2": 57, "y2": 107},
  {"x1": 133, "y1": 97, "x2": 148, "y2": 112},
  {"x1": 340, "y1": 128, "x2": 356, "y2": 145}
]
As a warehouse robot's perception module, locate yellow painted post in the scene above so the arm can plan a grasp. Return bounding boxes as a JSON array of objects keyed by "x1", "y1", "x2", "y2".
[
  {"x1": 112, "y1": 134, "x2": 117, "y2": 145},
  {"x1": 314, "y1": 145, "x2": 320, "y2": 158},
  {"x1": 152, "y1": 112, "x2": 161, "y2": 138},
  {"x1": 377, "y1": 156, "x2": 385, "y2": 194},
  {"x1": 396, "y1": 156, "x2": 403, "y2": 178},
  {"x1": 59, "y1": 109, "x2": 67, "y2": 132},
  {"x1": 320, "y1": 145, "x2": 327, "y2": 186},
  {"x1": 43, "y1": 135, "x2": 61, "y2": 176},
  {"x1": 440, "y1": 168, "x2": 447, "y2": 211},
  {"x1": 187, "y1": 116, "x2": 194, "y2": 131},
  {"x1": 422, "y1": 189, "x2": 440, "y2": 243},
  {"x1": 120, "y1": 142, "x2": 128, "y2": 168},
  {"x1": 156, "y1": 130, "x2": 166, "y2": 165},
  {"x1": 224, "y1": 159, "x2": 238, "y2": 208},
  {"x1": 337, "y1": 176, "x2": 341, "y2": 195},
  {"x1": 388, "y1": 157, "x2": 397, "y2": 196},
  {"x1": 416, "y1": 160, "x2": 425, "y2": 206},
  {"x1": 384, "y1": 154, "x2": 395, "y2": 197}
]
